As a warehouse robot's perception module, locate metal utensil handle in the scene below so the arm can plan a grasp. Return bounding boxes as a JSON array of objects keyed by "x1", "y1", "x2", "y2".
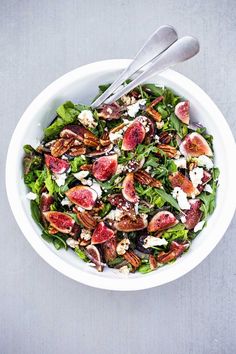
[
  {"x1": 91, "y1": 25, "x2": 178, "y2": 108},
  {"x1": 105, "y1": 36, "x2": 200, "y2": 104}
]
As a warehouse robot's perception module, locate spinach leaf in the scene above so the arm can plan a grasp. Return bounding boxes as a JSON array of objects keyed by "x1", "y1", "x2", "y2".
[
  {"x1": 30, "y1": 200, "x2": 43, "y2": 228},
  {"x1": 142, "y1": 84, "x2": 164, "y2": 97},
  {"x1": 169, "y1": 113, "x2": 188, "y2": 138},
  {"x1": 199, "y1": 167, "x2": 219, "y2": 219},
  {"x1": 75, "y1": 247, "x2": 89, "y2": 262},
  {"x1": 162, "y1": 224, "x2": 189, "y2": 242},
  {"x1": 45, "y1": 169, "x2": 55, "y2": 195},
  {"x1": 137, "y1": 264, "x2": 152, "y2": 274},
  {"x1": 70, "y1": 155, "x2": 87, "y2": 173}
]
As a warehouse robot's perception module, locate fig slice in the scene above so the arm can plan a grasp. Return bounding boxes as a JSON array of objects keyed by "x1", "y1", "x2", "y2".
[
  {"x1": 114, "y1": 215, "x2": 148, "y2": 232},
  {"x1": 45, "y1": 154, "x2": 70, "y2": 174},
  {"x1": 108, "y1": 194, "x2": 133, "y2": 211},
  {"x1": 169, "y1": 172, "x2": 196, "y2": 197},
  {"x1": 197, "y1": 170, "x2": 212, "y2": 192},
  {"x1": 101, "y1": 237, "x2": 117, "y2": 262},
  {"x1": 184, "y1": 199, "x2": 202, "y2": 230},
  {"x1": 122, "y1": 172, "x2": 138, "y2": 203},
  {"x1": 43, "y1": 211, "x2": 75, "y2": 233},
  {"x1": 175, "y1": 101, "x2": 190, "y2": 124},
  {"x1": 180, "y1": 132, "x2": 213, "y2": 157},
  {"x1": 65, "y1": 186, "x2": 97, "y2": 210},
  {"x1": 91, "y1": 222, "x2": 115, "y2": 244},
  {"x1": 147, "y1": 211, "x2": 178, "y2": 233},
  {"x1": 86, "y1": 143, "x2": 113, "y2": 157},
  {"x1": 92, "y1": 154, "x2": 118, "y2": 181},
  {"x1": 97, "y1": 102, "x2": 121, "y2": 120},
  {"x1": 121, "y1": 120, "x2": 146, "y2": 151},
  {"x1": 86, "y1": 244, "x2": 103, "y2": 272}
]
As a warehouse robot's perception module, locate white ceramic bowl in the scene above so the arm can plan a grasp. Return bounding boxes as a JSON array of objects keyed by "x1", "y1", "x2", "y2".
[{"x1": 6, "y1": 60, "x2": 236, "y2": 291}]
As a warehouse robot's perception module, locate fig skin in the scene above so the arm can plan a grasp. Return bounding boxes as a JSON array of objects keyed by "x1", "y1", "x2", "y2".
[
  {"x1": 44, "y1": 154, "x2": 70, "y2": 174},
  {"x1": 175, "y1": 101, "x2": 190, "y2": 124},
  {"x1": 66, "y1": 186, "x2": 97, "y2": 210},
  {"x1": 43, "y1": 211, "x2": 75, "y2": 233},
  {"x1": 92, "y1": 154, "x2": 118, "y2": 181},
  {"x1": 184, "y1": 199, "x2": 202, "y2": 230},
  {"x1": 101, "y1": 237, "x2": 117, "y2": 262},
  {"x1": 86, "y1": 245, "x2": 103, "y2": 272},
  {"x1": 169, "y1": 172, "x2": 196, "y2": 197},
  {"x1": 148, "y1": 211, "x2": 178, "y2": 233},
  {"x1": 180, "y1": 132, "x2": 213, "y2": 157},
  {"x1": 121, "y1": 120, "x2": 146, "y2": 151},
  {"x1": 91, "y1": 222, "x2": 115, "y2": 245},
  {"x1": 114, "y1": 215, "x2": 148, "y2": 232},
  {"x1": 136, "y1": 234, "x2": 153, "y2": 254},
  {"x1": 122, "y1": 172, "x2": 139, "y2": 203}
]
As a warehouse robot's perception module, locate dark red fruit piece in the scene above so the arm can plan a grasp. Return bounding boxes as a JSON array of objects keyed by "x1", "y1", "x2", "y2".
[
  {"x1": 108, "y1": 194, "x2": 133, "y2": 211},
  {"x1": 92, "y1": 154, "x2": 118, "y2": 181},
  {"x1": 184, "y1": 199, "x2": 202, "y2": 230},
  {"x1": 169, "y1": 172, "x2": 196, "y2": 196},
  {"x1": 122, "y1": 172, "x2": 138, "y2": 203},
  {"x1": 197, "y1": 170, "x2": 212, "y2": 192},
  {"x1": 40, "y1": 192, "x2": 54, "y2": 212},
  {"x1": 121, "y1": 120, "x2": 146, "y2": 151},
  {"x1": 101, "y1": 237, "x2": 117, "y2": 262},
  {"x1": 45, "y1": 154, "x2": 70, "y2": 174},
  {"x1": 144, "y1": 117, "x2": 155, "y2": 144},
  {"x1": 86, "y1": 245, "x2": 103, "y2": 272},
  {"x1": 60, "y1": 124, "x2": 90, "y2": 141},
  {"x1": 114, "y1": 215, "x2": 148, "y2": 232},
  {"x1": 65, "y1": 186, "x2": 97, "y2": 210},
  {"x1": 175, "y1": 101, "x2": 190, "y2": 124},
  {"x1": 69, "y1": 223, "x2": 81, "y2": 238},
  {"x1": 148, "y1": 211, "x2": 178, "y2": 232},
  {"x1": 86, "y1": 143, "x2": 113, "y2": 157},
  {"x1": 91, "y1": 222, "x2": 115, "y2": 244},
  {"x1": 43, "y1": 211, "x2": 75, "y2": 233},
  {"x1": 97, "y1": 102, "x2": 121, "y2": 120},
  {"x1": 180, "y1": 132, "x2": 213, "y2": 157}
]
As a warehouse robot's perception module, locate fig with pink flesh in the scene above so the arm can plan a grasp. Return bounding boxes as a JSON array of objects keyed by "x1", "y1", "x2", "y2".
[
  {"x1": 122, "y1": 172, "x2": 138, "y2": 203},
  {"x1": 43, "y1": 211, "x2": 75, "y2": 233},
  {"x1": 86, "y1": 245, "x2": 103, "y2": 272},
  {"x1": 60, "y1": 124, "x2": 90, "y2": 141},
  {"x1": 114, "y1": 215, "x2": 148, "y2": 232},
  {"x1": 65, "y1": 186, "x2": 97, "y2": 210},
  {"x1": 121, "y1": 120, "x2": 146, "y2": 151},
  {"x1": 91, "y1": 222, "x2": 115, "y2": 244},
  {"x1": 97, "y1": 103, "x2": 121, "y2": 120},
  {"x1": 180, "y1": 132, "x2": 213, "y2": 157},
  {"x1": 45, "y1": 154, "x2": 70, "y2": 174},
  {"x1": 40, "y1": 192, "x2": 54, "y2": 213},
  {"x1": 169, "y1": 172, "x2": 196, "y2": 197},
  {"x1": 184, "y1": 199, "x2": 202, "y2": 230},
  {"x1": 101, "y1": 237, "x2": 117, "y2": 262},
  {"x1": 92, "y1": 154, "x2": 118, "y2": 181},
  {"x1": 175, "y1": 101, "x2": 190, "y2": 124},
  {"x1": 108, "y1": 194, "x2": 133, "y2": 211},
  {"x1": 197, "y1": 170, "x2": 212, "y2": 192},
  {"x1": 148, "y1": 211, "x2": 178, "y2": 232}
]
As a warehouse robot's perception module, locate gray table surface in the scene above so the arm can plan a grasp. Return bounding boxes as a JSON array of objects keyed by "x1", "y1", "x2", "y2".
[{"x1": 1, "y1": 1, "x2": 236, "y2": 353}]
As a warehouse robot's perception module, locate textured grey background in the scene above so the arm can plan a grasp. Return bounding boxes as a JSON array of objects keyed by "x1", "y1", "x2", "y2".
[{"x1": 1, "y1": 1, "x2": 236, "y2": 353}]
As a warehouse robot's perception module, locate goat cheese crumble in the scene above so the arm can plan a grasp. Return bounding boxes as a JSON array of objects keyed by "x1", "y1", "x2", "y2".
[
  {"x1": 78, "y1": 110, "x2": 97, "y2": 129},
  {"x1": 194, "y1": 220, "x2": 205, "y2": 232},
  {"x1": 172, "y1": 187, "x2": 190, "y2": 210},
  {"x1": 197, "y1": 155, "x2": 213, "y2": 170},
  {"x1": 143, "y1": 236, "x2": 168, "y2": 248},
  {"x1": 26, "y1": 192, "x2": 37, "y2": 200},
  {"x1": 127, "y1": 99, "x2": 146, "y2": 117},
  {"x1": 189, "y1": 167, "x2": 204, "y2": 188},
  {"x1": 53, "y1": 173, "x2": 67, "y2": 187}
]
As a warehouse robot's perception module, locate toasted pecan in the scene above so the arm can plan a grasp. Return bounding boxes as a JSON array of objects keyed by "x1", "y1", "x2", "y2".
[
  {"x1": 77, "y1": 211, "x2": 97, "y2": 229},
  {"x1": 50, "y1": 138, "x2": 74, "y2": 157},
  {"x1": 99, "y1": 131, "x2": 111, "y2": 146},
  {"x1": 134, "y1": 170, "x2": 162, "y2": 188},
  {"x1": 146, "y1": 96, "x2": 164, "y2": 122},
  {"x1": 67, "y1": 146, "x2": 87, "y2": 156},
  {"x1": 157, "y1": 144, "x2": 178, "y2": 158},
  {"x1": 80, "y1": 164, "x2": 93, "y2": 172},
  {"x1": 149, "y1": 255, "x2": 158, "y2": 270},
  {"x1": 159, "y1": 131, "x2": 172, "y2": 144},
  {"x1": 123, "y1": 251, "x2": 141, "y2": 269}
]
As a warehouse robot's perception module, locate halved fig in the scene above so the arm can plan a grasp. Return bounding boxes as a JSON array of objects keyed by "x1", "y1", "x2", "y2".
[
  {"x1": 121, "y1": 120, "x2": 146, "y2": 151},
  {"x1": 45, "y1": 154, "x2": 70, "y2": 174},
  {"x1": 91, "y1": 222, "x2": 115, "y2": 244},
  {"x1": 184, "y1": 199, "x2": 202, "y2": 230},
  {"x1": 97, "y1": 102, "x2": 121, "y2": 120},
  {"x1": 40, "y1": 192, "x2": 54, "y2": 213},
  {"x1": 69, "y1": 223, "x2": 81, "y2": 238},
  {"x1": 180, "y1": 132, "x2": 213, "y2": 157},
  {"x1": 101, "y1": 237, "x2": 117, "y2": 262},
  {"x1": 60, "y1": 124, "x2": 90, "y2": 141},
  {"x1": 197, "y1": 170, "x2": 212, "y2": 192},
  {"x1": 86, "y1": 143, "x2": 113, "y2": 157},
  {"x1": 148, "y1": 211, "x2": 178, "y2": 232},
  {"x1": 43, "y1": 211, "x2": 75, "y2": 233},
  {"x1": 114, "y1": 215, "x2": 148, "y2": 232},
  {"x1": 175, "y1": 101, "x2": 190, "y2": 124},
  {"x1": 92, "y1": 154, "x2": 118, "y2": 181},
  {"x1": 65, "y1": 186, "x2": 97, "y2": 210},
  {"x1": 86, "y1": 244, "x2": 103, "y2": 272},
  {"x1": 169, "y1": 172, "x2": 196, "y2": 197},
  {"x1": 144, "y1": 117, "x2": 155, "y2": 144},
  {"x1": 122, "y1": 173, "x2": 138, "y2": 203},
  {"x1": 108, "y1": 194, "x2": 133, "y2": 211}
]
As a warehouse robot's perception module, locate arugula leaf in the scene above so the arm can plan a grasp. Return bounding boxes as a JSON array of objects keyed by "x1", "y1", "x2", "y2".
[
  {"x1": 142, "y1": 84, "x2": 164, "y2": 97},
  {"x1": 70, "y1": 155, "x2": 87, "y2": 173},
  {"x1": 199, "y1": 167, "x2": 219, "y2": 219},
  {"x1": 52, "y1": 234, "x2": 68, "y2": 250},
  {"x1": 137, "y1": 264, "x2": 152, "y2": 274},
  {"x1": 169, "y1": 113, "x2": 188, "y2": 138},
  {"x1": 75, "y1": 247, "x2": 89, "y2": 262},
  {"x1": 135, "y1": 184, "x2": 165, "y2": 208},
  {"x1": 45, "y1": 169, "x2": 55, "y2": 195},
  {"x1": 99, "y1": 203, "x2": 112, "y2": 218},
  {"x1": 27, "y1": 168, "x2": 46, "y2": 195},
  {"x1": 155, "y1": 189, "x2": 180, "y2": 211},
  {"x1": 30, "y1": 200, "x2": 43, "y2": 228},
  {"x1": 162, "y1": 224, "x2": 189, "y2": 242}
]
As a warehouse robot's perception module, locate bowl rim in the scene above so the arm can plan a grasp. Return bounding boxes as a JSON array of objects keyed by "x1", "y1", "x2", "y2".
[{"x1": 5, "y1": 59, "x2": 236, "y2": 291}]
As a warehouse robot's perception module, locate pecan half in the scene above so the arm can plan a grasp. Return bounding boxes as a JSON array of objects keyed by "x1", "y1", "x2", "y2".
[
  {"x1": 109, "y1": 122, "x2": 126, "y2": 134},
  {"x1": 50, "y1": 138, "x2": 74, "y2": 157},
  {"x1": 134, "y1": 170, "x2": 162, "y2": 188},
  {"x1": 48, "y1": 226, "x2": 58, "y2": 235},
  {"x1": 77, "y1": 211, "x2": 97, "y2": 229},
  {"x1": 83, "y1": 133, "x2": 100, "y2": 147},
  {"x1": 97, "y1": 103, "x2": 121, "y2": 120},
  {"x1": 146, "y1": 96, "x2": 164, "y2": 122},
  {"x1": 149, "y1": 255, "x2": 158, "y2": 270},
  {"x1": 80, "y1": 164, "x2": 93, "y2": 172},
  {"x1": 123, "y1": 251, "x2": 141, "y2": 269},
  {"x1": 86, "y1": 144, "x2": 113, "y2": 157},
  {"x1": 157, "y1": 144, "x2": 178, "y2": 158},
  {"x1": 67, "y1": 146, "x2": 87, "y2": 156},
  {"x1": 159, "y1": 131, "x2": 172, "y2": 144},
  {"x1": 100, "y1": 131, "x2": 110, "y2": 146}
]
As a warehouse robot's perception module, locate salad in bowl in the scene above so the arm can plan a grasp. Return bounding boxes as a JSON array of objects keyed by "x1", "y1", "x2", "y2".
[{"x1": 23, "y1": 82, "x2": 219, "y2": 275}]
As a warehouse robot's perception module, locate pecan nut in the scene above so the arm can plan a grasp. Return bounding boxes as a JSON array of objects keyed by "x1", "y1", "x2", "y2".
[
  {"x1": 77, "y1": 211, "x2": 97, "y2": 229},
  {"x1": 159, "y1": 131, "x2": 172, "y2": 144},
  {"x1": 80, "y1": 164, "x2": 93, "y2": 172},
  {"x1": 149, "y1": 255, "x2": 158, "y2": 270},
  {"x1": 67, "y1": 146, "x2": 87, "y2": 156},
  {"x1": 134, "y1": 170, "x2": 162, "y2": 188},
  {"x1": 123, "y1": 251, "x2": 141, "y2": 269},
  {"x1": 100, "y1": 131, "x2": 111, "y2": 146},
  {"x1": 146, "y1": 96, "x2": 164, "y2": 122},
  {"x1": 50, "y1": 138, "x2": 74, "y2": 157},
  {"x1": 157, "y1": 144, "x2": 178, "y2": 158}
]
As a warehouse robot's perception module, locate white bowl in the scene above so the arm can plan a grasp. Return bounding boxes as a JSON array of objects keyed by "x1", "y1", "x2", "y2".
[{"x1": 6, "y1": 59, "x2": 236, "y2": 291}]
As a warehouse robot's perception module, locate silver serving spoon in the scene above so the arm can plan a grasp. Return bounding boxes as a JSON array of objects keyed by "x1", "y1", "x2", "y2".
[
  {"x1": 91, "y1": 25, "x2": 178, "y2": 108},
  {"x1": 104, "y1": 36, "x2": 199, "y2": 105}
]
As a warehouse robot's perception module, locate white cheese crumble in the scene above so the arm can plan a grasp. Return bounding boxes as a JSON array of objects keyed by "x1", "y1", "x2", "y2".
[
  {"x1": 116, "y1": 164, "x2": 124, "y2": 174},
  {"x1": 26, "y1": 192, "x2": 37, "y2": 200},
  {"x1": 204, "y1": 184, "x2": 213, "y2": 193},
  {"x1": 134, "y1": 203, "x2": 139, "y2": 214},
  {"x1": 180, "y1": 215, "x2": 187, "y2": 223},
  {"x1": 105, "y1": 209, "x2": 123, "y2": 221},
  {"x1": 154, "y1": 134, "x2": 160, "y2": 143},
  {"x1": 76, "y1": 206, "x2": 85, "y2": 212},
  {"x1": 116, "y1": 238, "x2": 130, "y2": 255},
  {"x1": 197, "y1": 155, "x2": 214, "y2": 170},
  {"x1": 109, "y1": 130, "x2": 124, "y2": 143},
  {"x1": 53, "y1": 173, "x2": 67, "y2": 187},
  {"x1": 78, "y1": 110, "x2": 97, "y2": 129},
  {"x1": 121, "y1": 95, "x2": 136, "y2": 106},
  {"x1": 127, "y1": 99, "x2": 146, "y2": 117},
  {"x1": 119, "y1": 265, "x2": 130, "y2": 275},
  {"x1": 172, "y1": 187, "x2": 191, "y2": 210},
  {"x1": 189, "y1": 167, "x2": 204, "y2": 188},
  {"x1": 145, "y1": 166, "x2": 152, "y2": 173},
  {"x1": 80, "y1": 229, "x2": 91, "y2": 241},
  {"x1": 81, "y1": 178, "x2": 93, "y2": 186},
  {"x1": 73, "y1": 170, "x2": 89, "y2": 180},
  {"x1": 61, "y1": 197, "x2": 72, "y2": 206},
  {"x1": 90, "y1": 181, "x2": 102, "y2": 198},
  {"x1": 156, "y1": 121, "x2": 164, "y2": 129},
  {"x1": 143, "y1": 236, "x2": 168, "y2": 248},
  {"x1": 174, "y1": 157, "x2": 187, "y2": 169},
  {"x1": 194, "y1": 220, "x2": 205, "y2": 232},
  {"x1": 66, "y1": 238, "x2": 80, "y2": 248}
]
